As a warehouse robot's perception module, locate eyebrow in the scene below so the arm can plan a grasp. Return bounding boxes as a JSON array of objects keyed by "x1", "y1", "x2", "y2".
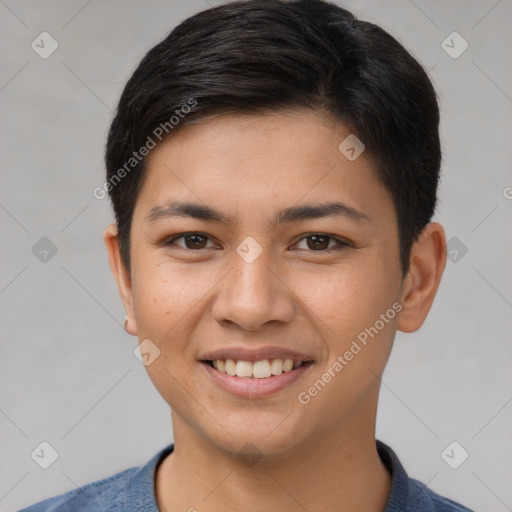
[{"x1": 145, "y1": 200, "x2": 370, "y2": 227}]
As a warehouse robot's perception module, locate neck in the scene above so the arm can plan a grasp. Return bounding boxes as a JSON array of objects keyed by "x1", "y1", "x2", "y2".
[{"x1": 156, "y1": 407, "x2": 392, "y2": 512}]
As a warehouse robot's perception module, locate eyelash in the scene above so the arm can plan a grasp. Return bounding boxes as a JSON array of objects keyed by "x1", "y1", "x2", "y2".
[{"x1": 162, "y1": 232, "x2": 351, "y2": 253}]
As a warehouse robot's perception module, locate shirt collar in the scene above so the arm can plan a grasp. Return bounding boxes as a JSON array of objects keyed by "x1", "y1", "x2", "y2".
[
  {"x1": 123, "y1": 443, "x2": 174, "y2": 511},
  {"x1": 123, "y1": 440, "x2": 411, "y2": 511},
  {"x1": 377, "y1": 439, "x2": 411, "y2": 511}
]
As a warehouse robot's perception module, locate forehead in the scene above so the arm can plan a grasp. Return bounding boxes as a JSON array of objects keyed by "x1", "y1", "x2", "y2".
[{"x1": 133, "y1": 110, "x2": 393, "y2": 227}]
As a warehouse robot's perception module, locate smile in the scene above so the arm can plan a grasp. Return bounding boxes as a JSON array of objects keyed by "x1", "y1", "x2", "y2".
[
  {"x1": 200, "y1": 358, "x2": 314, "y2": 398},
  {"x1": 206, "y1": 358, "x2": 307, "y2": 378}
]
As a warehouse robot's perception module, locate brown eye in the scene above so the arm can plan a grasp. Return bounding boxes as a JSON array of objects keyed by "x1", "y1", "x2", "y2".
[
  {"x1": 294, "y1": 234, "x2": 349, "y2": 252},
  {"x1": 183, "y1": 234, "x2": 208, "y2": 249},
  {"x1": 164, "y1": 233, "x2": 215, "y2": 250},
  {"x1": 306, "y1": 234, "x2": 330, "y2": 250}
]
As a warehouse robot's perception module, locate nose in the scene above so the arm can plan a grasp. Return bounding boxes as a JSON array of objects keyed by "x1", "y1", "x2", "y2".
[{"x1": 211, "y1": 248, "x2": 295, "y2": 332}]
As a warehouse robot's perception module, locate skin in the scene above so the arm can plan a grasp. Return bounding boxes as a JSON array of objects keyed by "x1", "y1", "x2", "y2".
[{"x1": 104, "y1": 110, "x2": 447, "y2": 512}]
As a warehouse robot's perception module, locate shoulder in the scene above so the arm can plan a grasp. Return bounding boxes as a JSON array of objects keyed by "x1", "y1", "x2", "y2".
[
  {"x1": 17, "y1": 467, "x2": 137, "y2": 512},
  {"x1": 376, "y1": 440, "x2": 474, "y2": 512},
  {"x1": 18, "y1": 444, "x2": 174, "y2": 512},
  {"x1": 408, "y1": 478, "x2": 475, "y2": 512}
]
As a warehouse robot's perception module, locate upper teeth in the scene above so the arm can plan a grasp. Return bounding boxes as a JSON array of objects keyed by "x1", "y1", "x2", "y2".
[{"x1": 212, "y1": 359, "x2": 304, "y2": 378}]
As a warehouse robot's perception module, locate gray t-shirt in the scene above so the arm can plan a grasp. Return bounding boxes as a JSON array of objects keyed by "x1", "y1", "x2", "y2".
[{"x1": 18, "y1": 440, "x2": 474, "y2": 511}]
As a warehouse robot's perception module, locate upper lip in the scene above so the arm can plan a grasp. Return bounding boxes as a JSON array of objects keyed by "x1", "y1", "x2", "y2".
[{"x1": 200, "y1": 346, "x2": 314, "y2": 362}]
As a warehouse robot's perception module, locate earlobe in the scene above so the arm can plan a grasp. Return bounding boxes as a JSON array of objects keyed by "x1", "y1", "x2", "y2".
[
  {"x1": 396, "y1": 222, "x2": 447, "y2": 333},
  {"x1": 103, "y1": 224, "x2": 138, "y2": 336}
]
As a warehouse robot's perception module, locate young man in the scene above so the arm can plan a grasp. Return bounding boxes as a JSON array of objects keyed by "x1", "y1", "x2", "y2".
[{"x1": 21, "y1": 0, "x2": 474, "y2": 510}]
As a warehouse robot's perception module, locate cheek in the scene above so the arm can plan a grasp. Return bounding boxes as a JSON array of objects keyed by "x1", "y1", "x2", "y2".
[
  {"x1": 293, "y1": 268, "x2": 398, "y2": 429},
  {"x1": 293, "y1": 259, "x2": 396, "y2": 340},
  {"x1": 130, "y1": 262, "x2": 208, "y2": 410},
  {"x1": 132, "y1": 260, "x2": 203, "y2": 334}
]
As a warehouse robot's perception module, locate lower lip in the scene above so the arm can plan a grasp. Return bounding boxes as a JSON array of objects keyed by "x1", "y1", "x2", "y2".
[{"x1": 200, "y1": 361, "x2": 314, "y2": 398}]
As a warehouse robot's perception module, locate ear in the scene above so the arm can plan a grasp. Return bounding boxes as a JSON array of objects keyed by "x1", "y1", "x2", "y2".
[
  {"x1": 103, "y1": 223, "x2": 138, "y2": 336},
  {"x1": 396, "y1": 222, "x2": 447, "y2": 333}
]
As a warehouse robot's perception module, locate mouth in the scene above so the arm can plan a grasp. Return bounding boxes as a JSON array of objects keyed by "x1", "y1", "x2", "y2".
[
  {"x1": 201, "y1": 358, "x2": 314, "y2": 378},
  {"x1": 199, "y1": 357, "x2": 314, "y2": 398}
]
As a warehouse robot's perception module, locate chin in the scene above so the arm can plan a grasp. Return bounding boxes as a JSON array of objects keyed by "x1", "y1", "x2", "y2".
[{"x1": 199, "y1": 410, "x2": 309, "y2": 461}]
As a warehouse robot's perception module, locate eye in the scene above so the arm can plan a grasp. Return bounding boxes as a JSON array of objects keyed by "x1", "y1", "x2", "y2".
[
  {"x1": 162, "y1": 232, "x2": 351, "y2": 252},
  {"x1": 292, "y1": 233, "x2": 350, "y2": 252},
  {"x1": 163, "y1": 232, "x2": 217, "y2": 250}
]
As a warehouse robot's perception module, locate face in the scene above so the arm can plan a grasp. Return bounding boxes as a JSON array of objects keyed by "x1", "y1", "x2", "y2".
[{"x1": 108, "y1": 110, "x2": 410, "y2": 457}]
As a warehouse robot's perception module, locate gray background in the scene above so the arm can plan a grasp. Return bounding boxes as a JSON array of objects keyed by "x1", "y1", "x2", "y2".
[{"x1": 1, "y1": 0, "x2": 511, "y2": 510}]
